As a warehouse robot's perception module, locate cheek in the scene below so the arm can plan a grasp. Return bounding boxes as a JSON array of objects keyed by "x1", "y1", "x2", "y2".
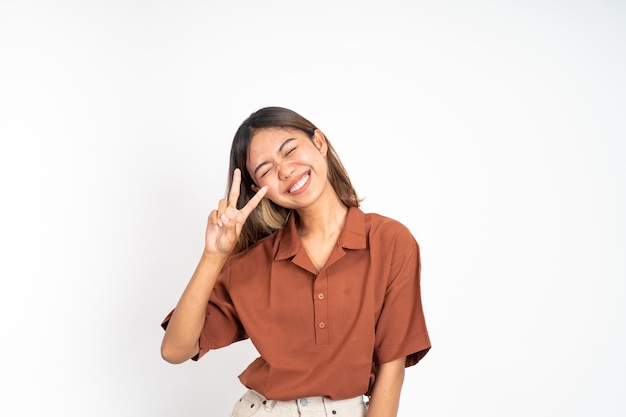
[
  {"x1": 258, "y1": 177, "x2": 280, "y2": 194},
  {"x1": 311, "y1": 154, "x2": 329, "y2": 175}
]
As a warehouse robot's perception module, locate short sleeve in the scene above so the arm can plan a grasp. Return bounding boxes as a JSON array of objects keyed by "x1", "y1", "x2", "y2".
[
  {"x1": 373, "y1": 234, "x2": 431, "y2": 367},
  {"x1": 160, "y1": 261, "x2": 247, "y2": 361}
]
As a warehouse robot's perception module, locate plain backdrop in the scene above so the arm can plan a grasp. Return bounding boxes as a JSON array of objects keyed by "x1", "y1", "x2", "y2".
[{"x1": 1, "y1": 1, "x2": 624, "y2": 416}]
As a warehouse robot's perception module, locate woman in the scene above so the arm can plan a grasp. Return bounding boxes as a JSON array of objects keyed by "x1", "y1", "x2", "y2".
[{"x1": 161, "y1": 107, "x2": 431, "y2": 416}]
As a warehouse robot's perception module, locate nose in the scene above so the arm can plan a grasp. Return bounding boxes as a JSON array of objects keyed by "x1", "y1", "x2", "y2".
[{"x1": 278, "y1": 163, "x2": 295, "y2": 180}]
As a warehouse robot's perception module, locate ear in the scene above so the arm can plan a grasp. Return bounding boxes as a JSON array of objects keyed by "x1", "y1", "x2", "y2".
[
  {"x1": 251, "y1": 184, "x2": 260, "y2": 192},
  {"x1": 312, "y1": 129, "x2": 328, "y2": 157}
]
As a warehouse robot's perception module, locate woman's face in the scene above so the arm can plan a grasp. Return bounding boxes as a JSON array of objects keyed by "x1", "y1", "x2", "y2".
[{"x1": 247, "y1": 127, "x2": 330, "y2": 209}]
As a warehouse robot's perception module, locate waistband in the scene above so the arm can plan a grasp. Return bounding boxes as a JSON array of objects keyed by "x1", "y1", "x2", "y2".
[{"x1": 241, "y1": 389, "x2": 366, "y2": 413}]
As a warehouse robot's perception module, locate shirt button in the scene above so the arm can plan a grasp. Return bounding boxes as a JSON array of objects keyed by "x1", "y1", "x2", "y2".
[
  {"x1": 318, "y1": 322, "x2": 326, "y2": 329},
  {"x1": 317, "y1": 293, "x2": 325, "y2": 300}
]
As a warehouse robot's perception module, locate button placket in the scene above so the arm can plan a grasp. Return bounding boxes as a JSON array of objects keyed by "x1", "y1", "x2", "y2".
[{"x1": 313, "y1": 271, "x2": 329, "y2": 345}]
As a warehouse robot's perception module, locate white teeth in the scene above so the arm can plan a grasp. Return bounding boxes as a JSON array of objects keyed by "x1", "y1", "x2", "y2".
[{"x1": 289, "y1": 174, "x2": 309, "y2": 193}]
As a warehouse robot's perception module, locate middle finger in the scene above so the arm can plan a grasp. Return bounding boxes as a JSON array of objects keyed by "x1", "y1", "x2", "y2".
[{"x1": 227, "y1": 168, "x2": 242, "y2": 208}]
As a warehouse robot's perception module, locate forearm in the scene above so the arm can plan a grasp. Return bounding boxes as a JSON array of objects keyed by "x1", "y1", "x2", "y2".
[
  {"x1": 160, "y1": 252, "x2": 227, "y2": 363},
  {"x1": 367, "y1": 356, "x2": 406, "y2": 417}
]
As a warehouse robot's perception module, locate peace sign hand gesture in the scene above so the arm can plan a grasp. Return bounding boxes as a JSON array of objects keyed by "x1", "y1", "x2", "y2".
[{"x1": 204, "y1": 168, "x2": 267, "y2": 257}]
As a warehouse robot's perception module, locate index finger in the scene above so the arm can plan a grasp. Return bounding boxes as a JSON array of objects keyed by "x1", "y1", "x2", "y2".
[{"x1": 239, "y1": 185, "x2": 268, "y2": 218}]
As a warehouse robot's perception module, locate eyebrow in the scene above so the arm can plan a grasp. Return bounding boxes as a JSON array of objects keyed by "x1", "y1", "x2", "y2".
[{"x1": 253, "y1": 137, "x2": 298, "y2": 175}]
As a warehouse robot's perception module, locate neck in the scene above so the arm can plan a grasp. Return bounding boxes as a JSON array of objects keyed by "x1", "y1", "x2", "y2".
[{"x1": 296, "y1": 193, "x2": 349, "y2": 239}]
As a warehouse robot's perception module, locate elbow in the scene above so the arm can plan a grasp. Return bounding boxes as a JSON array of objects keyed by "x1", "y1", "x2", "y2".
[
  {"x1": 160, "y1": 340, "x2": 195, "y2": 364},
  {"x1": 160, "y1": 344, "x2": 183, "y2": 364}
]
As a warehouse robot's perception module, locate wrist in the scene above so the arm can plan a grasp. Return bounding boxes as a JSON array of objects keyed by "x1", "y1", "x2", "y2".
[{"x1": 200, "y1": 249, "x2": 230, "y2": 266}]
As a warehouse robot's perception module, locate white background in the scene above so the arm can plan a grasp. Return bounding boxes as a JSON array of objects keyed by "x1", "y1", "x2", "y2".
[{"x1": 1, "y1": 1, "x2": 624, "y2": 416}]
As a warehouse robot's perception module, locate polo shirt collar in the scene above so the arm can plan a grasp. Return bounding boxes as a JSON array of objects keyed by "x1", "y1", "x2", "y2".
[{"x1": 276, "y1": 207, "x2": 367, "y2": 261}]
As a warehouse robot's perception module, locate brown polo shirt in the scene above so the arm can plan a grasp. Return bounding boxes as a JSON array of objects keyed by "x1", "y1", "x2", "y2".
[{"x1": 162, "y1": 207, "x2": 430, "y2": 401}]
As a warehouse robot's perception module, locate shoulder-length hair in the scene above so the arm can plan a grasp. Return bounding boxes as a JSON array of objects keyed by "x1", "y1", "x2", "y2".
[{"x1": 228, "y1": 106, "x2": 360, "y2": 253}]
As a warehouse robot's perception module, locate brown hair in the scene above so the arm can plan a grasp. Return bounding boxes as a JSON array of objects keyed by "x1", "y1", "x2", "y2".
[{"x1": 228, "y1": 106, "x2": 360, "y2": 253}]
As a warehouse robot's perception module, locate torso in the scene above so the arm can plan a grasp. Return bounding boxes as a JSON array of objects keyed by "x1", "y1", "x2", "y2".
[{"x1": 200, "y1": 207, "x2": 431, "y2": 401}]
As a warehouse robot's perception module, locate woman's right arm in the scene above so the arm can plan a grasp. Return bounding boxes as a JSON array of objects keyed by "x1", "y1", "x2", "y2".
[
  {"x1": 160, "y1": 251, "x2": 228, "y2": 363},
  {"x1": 160, "y1": 169, "x2": 267, "y2": 364}
]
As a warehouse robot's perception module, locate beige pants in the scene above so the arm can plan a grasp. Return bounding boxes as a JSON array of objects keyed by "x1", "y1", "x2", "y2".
[{"x1": 230, "y1": 389, "x2": 368, "y2": 417}]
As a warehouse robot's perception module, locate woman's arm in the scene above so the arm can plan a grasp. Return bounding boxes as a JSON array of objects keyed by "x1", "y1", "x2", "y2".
[
  {"x1": 160, "y1": 169, "x2": 267, "y2": 364},
  {"x1": 367, "y1": 356, "x2": 406, "y2": 417},
  {"x1": 160, "y1": 252, "x2": 228, "y2": 363}
]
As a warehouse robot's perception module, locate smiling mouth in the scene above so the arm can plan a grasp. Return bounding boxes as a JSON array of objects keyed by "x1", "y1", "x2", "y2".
[{"x1": 288, "y1": 173, "x2": 310, "y2": 193}]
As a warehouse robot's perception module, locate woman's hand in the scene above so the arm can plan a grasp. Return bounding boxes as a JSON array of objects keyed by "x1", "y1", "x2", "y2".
[{"x1": 204, "y1": 168, "x2": 267, "y2": 256}]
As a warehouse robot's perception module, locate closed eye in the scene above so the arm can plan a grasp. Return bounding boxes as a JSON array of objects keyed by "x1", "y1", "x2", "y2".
[
  {"x1": 285, "y1": 147, "x2": 297, "y2": 156},
  {"x1": 260, "y1": 166, "x2": 273, "y2": 178}
]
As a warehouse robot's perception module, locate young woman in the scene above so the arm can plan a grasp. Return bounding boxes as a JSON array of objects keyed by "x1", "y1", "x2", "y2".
[{"x1": 161, "y1": 107, "x2": 431, "y2": 417}]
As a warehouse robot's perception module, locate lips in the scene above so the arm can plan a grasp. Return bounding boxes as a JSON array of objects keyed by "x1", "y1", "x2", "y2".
[{"x1": 287, "y1": 172, "x2": 310, "y2": 193}]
